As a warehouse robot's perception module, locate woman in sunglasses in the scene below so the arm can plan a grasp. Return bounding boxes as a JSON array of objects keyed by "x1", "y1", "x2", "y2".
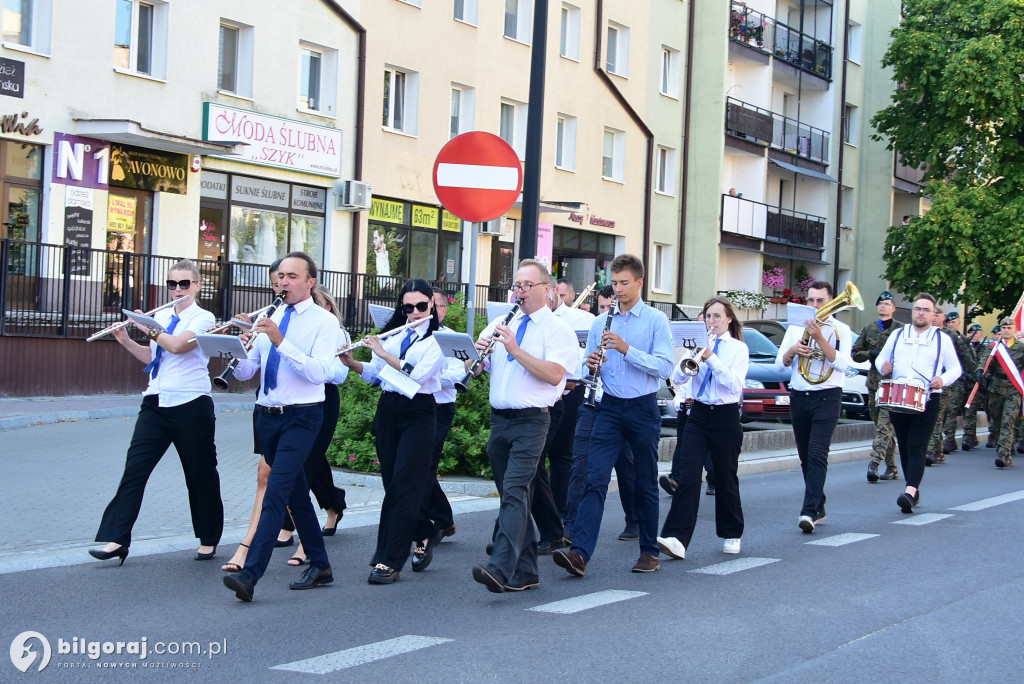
[
  {"x1": 90, "y1": 259, "x2": 224, "y2": 565},
  {"x1": 340, "y1": 279, "x2": 444, "y2": 584}
]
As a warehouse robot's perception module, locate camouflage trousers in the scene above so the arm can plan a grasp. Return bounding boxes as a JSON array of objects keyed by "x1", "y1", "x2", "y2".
[
  {"x1": 927, "y1": 391, "x2": 950, "y2": 457},
  {"x1": 942, "y1": 381, "x2": 968, "y2": 441},
  {"x1": 987, "y1": 391, "x2": 1022, "y2": 457},
  {"x1": 962, "y1": 386, "x2": 986, "y2": 442},
  {"x1": 867, "y1": 391, "x2": 896, "y2": 467}
]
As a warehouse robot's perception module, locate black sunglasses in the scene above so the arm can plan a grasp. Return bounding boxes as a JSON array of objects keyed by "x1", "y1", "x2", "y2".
[
  {"x1": 166, "y1": 279, "x2": 193, "y2": 290},
  {"x1": 402, "y1": 301, "x2": 430, "y2": 314}
]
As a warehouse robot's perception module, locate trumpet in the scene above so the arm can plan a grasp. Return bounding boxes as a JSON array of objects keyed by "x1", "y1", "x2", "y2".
[
  {"x1": 86, "y1": 296, "x2": 190, "y2": 342},
  {"x1": 571, "y1": 282, "x2": 597, "y2": 310},
  {"x1": 335, "y1": 316, "x2": 429, "y2": 357},
  {"x1": 582, "y1": 295, "x2": 617, "y2": 407},
  {"x1": 213, "y1": 296, "x2": 284, "y2": 390},
  {"x1": 455, "y1": 299, "x2": 522, "y2": 393},
  {"x1": 680, "y1": 330, "x2": 718, "y2": 377},
  {"x1": 187, "y1": 303, "x2": 278, "y2": 343}
]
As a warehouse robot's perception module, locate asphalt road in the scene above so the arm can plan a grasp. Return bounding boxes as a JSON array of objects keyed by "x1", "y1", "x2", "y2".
[{"x1": 3, "y1": 431, "x2": 1023, "y2": 681}]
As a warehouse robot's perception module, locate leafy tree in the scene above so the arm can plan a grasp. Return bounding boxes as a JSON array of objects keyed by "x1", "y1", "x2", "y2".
[{"x1": 870, "y1": 0, "x2": 1024, "y2": 316}]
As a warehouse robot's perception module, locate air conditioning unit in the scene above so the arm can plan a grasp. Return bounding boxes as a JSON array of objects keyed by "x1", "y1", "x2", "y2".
[
  {"x1": 333, "y1": 180, "x2": 372, "y2": 211},
  {"x1": 478, "y1": 218, "x2": 503, "y2": 235}
]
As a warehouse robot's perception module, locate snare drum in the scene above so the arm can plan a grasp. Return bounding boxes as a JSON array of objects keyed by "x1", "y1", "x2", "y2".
[{"x1": 877, "y1": 378, "x2": 928, "y2": 414}]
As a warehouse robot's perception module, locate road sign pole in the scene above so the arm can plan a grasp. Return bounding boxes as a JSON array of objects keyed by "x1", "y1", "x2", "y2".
[
  {"x1": 519, "y1": 0, "x2": 549, "y2": 261},
  {"x1": 467, "y1": 221, "x2": 478, "y2": 335}
]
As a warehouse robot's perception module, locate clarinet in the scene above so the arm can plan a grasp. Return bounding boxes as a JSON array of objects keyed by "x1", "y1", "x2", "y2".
[
  {"x1": 213, "y1": 296, "x2": 284, "y2": 390},
  {"x1": 454, "y1": 299, "x2": 522, "y2": 393},
  {"x1": 582, "y1": 295, "x2": 618, "y2": 408}
]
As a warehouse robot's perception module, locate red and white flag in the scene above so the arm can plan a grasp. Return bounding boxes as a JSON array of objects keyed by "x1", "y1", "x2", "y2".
[
  {"x1": 993, "y1": 340, "x2": 1024, "y2": 415},
  {"x1": 1012, "y1": 290, "x2": 1024, "y2": 333}
]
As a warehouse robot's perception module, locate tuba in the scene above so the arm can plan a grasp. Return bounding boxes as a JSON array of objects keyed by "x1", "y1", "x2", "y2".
[{"x1": 797, "y1": 281, "x2": 864, "y2": 384}]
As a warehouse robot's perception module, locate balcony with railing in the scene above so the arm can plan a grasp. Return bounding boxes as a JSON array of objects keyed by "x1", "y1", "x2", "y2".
[
  {"x1": 729, "y1": 3, "x2": 833, "y2": 80},
  {"x1": 726, "y1": 98, "x2": 831, "y2": 165},
  {"x1": 894, "y1": 151, "x2": 927, "y2": 187},
  {"x1": 720, "y1": 194, "x2": 826, "y2": 252}
]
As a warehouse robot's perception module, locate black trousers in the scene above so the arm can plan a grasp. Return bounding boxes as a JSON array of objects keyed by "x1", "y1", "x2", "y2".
[
  {"x1": 281, "y1": 384, "x2": 346, "y2": 532},
  {"x1": 790, "y1": 387, "x2": 842, "y2": 519},
  {"x1": 660, "y1": 402, "x2": 744, "y2": 546},
  {"x1": 417, "y1": 400, "x2": 456, "y2": 537},
  {"x1": 890, "y1": 395, "x2": 942, "y2": 489},
  {"x1": 372, "y1": 391, "x2": 436, "y2": 570},
  {"x1": 669, "y1": 405, "x2": 716, "y2": 487},
  {"x1": 95, "y1": 395, "x2": 222, "y2": 547}
]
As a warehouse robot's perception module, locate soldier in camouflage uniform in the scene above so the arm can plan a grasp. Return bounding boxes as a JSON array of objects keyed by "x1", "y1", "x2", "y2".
[
  {"x1": 940, "y1": 311, "x2": 978, "y2": 453},
  {"x1": 852, "y1": 291, "x2": 900, "y2": 481},
  {"x1": 926, "y1": 308, "x2": 950, "y2": 465},
  {"x1": 961, "y1": 323, "x2": 986, "y2": 450},
  {"x1": 984, "y1": 324, "x2": 1004, "y2": 449},
  {"x1": 977, "y1": 317, "x2": 1024, "y2": 468}
]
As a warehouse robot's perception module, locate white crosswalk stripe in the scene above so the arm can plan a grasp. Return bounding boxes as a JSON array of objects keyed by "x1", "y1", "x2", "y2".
[
  {"x1": 892, "y1": 513, "x2": 953, "y2": 526},
  {"x1": 805, "y1": 532, "x2": 879, "y2": 546},
  {"x1": 528, "y1": 590, "x2": 647, "y2": 614},
  {"x1": 270, "y1": 636, "x2": 452, "y2": 674},
  {"x1": 949, "y1": 490, "x2": 1024, "y2": 512},
  {"x1": 688, "y1": 557, "x2": 780, "y2": 575}
]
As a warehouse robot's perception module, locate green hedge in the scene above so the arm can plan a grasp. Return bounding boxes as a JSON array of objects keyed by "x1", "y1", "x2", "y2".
[{"x1": 327, "y1": 293, "x2": 495, "y2": 478}]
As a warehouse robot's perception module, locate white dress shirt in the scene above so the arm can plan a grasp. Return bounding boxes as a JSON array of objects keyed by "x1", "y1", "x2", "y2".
[
  {"x1": 552, "y1": 302, "x2": 594, "y2": 381},
  {"x1": 142, "y1": 302, "x2": 216, "y2": 408},
  {"x1": 775, "y1": 315, "x2": 852, "y2": 392},
  {"x1": 671, "y1": 331, "x2": 749, "y2": 405},
  {"x1": 433, "y1": 325, "x2": 468, "y2": 405},
  {"x1": 233, "y1": 296, "x2": 342, "y2": 407},
  {"x1": 480, "y1": 304, "x2": 578, "y2": 409},
  {"x1": 360, "y1": 323, "x2": 444, "y2": 395},
  {"x1": 874, "y1": 324, "x2": 962, "y2": 393}
]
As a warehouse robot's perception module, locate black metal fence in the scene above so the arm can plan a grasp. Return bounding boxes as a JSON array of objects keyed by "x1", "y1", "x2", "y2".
[
  {"x1": 0, "y1": 239, "x2": 511, "y2": 339},
  {"x1": 766, "y1": 208, "x2": 826, "y2": 249},
  {"x1": 726, "y1": 97, "x2": 831, "y2": 165},
  {"x1": 729, "y1": 2, "x2": 833, "y2": 80}
]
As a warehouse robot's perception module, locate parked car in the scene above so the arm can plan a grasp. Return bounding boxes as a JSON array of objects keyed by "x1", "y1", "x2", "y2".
[
  {"x1": 658, "y1": 381, "x2": 677, "y2": 429},
  {"x1": 740, "y1": 326, "x2": 791, "y2": 422},
  {"x1": 744, "y1": 319, "x2": 787, "y2": 347},
  {"x1": 843, "y1": 332, "x2": 872, "y2": 420}
]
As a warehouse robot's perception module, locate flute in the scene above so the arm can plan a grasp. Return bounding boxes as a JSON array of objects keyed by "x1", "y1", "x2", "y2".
[
  {"x1": 187, "y1": 303, "x2": 277, "y2": 343},
  {"x1": 86, "y1": 296, "x2": 190, "y2": 342},
  {"x1": 455, "y1": 299, "x2": 522, "y2": 393},
  {"x1": 336, "y1": 316, "x2": 430, "y2": 356}
]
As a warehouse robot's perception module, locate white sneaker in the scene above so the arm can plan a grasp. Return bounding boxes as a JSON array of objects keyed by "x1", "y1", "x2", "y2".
[
  {"x1": 656, "y1": 536, "x2": 686, "y2": 560},
  {"x1": 798, "y1": 515, "x2": 815, "y2": 533},
  {"x1": 722, "y1": 538, "x2": 741, "y2": 554}
]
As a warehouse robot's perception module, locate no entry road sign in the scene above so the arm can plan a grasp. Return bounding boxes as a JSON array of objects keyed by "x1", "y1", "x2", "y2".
[{"x1": 432, "y1": 131, "x2": 523, "y2": 223}]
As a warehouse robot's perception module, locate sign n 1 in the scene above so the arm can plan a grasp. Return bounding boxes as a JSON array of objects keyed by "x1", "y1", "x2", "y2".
[{"x1": 432, "y1": 132, "x2": 522, "y2": 223}]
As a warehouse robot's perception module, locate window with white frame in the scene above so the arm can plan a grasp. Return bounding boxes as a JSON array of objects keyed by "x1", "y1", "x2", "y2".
[
  {"x1": 559, "y1": 3, "x2": 580, "y2": 61},
  {"x1": 652, "y1": 243, "x2": 672, "y2": 293},
  {"x1": 2, "y1": 0, "x2": 51, "y2": 53},
  {"x1": 655, "y1": 145, "x2": 677, "y2": 195},
  {"x1": 500, "y1": 98, "x2": 528, "y2": 157},
  {"x1": 555, "y1": 113, "x2": 577, "y2": 171},
  {"x1": 606, "y1": 21, "x2": 629, "y2": 77},
  {"x1": 450, "y1": 84, "x2": 475, "y2": 139},
  {"x1": 299, "y1": 41, "x2": 338, "y2": 116},
  {"x1": 383, "y1": 66, "x2": 419, "y2": 134},
  {"x1": 398, "y1": 0, "x2": 422, "y2": 7},
  {"x1": 843, "y1": 103, "x2": 859, "y2": 145},
  {"x1": 847, "y1": 20, "x2": 862, "y2": 64},
  {"x1": 602, "y1": 127, "x2": 625, "y2": 182},
  {"x1": 660, "y1": 46, "x2": 680, "y2": 98},
  {"x1": 503, "y1": 0, "x2": 532, "y2": 43},
  {"x1": 113, "y1": 0, "x2": 168, "y2": 78},
  {"x1": 454, "y1": 0, "x2": 478, "y2": 25},
  {"x1": 218, "y1": 21, "x2": 254, "y2": 97}
]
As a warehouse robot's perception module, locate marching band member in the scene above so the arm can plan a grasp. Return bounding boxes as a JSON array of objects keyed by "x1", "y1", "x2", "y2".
[
  {"x1": 553, "y1": 254, "x2": 674, "y2": 577},
  {"x1": 775, "y1": 281, "x2": 852, "y2": 534},
  {"x1": 657, "y1": 296, "x2": 749, "y2": 560},
  {"x1": 91, "y1": 259, "x2": 222, "y2": 566},
  {"x1": 470, "y1": 260, "x2": 578, "y2": 593},
  {"x1": 876, "y1": 293, "x2": 961, "y2": 512},
  {"x1": 222, "y1": 252, "x2": 340, "y2": 601},
  {"x1": 851, "y1": 290, "x2": 901, "y2": 482},
  {"x1": 340, "y1": 279, "x2": 444, "y2": 584}
]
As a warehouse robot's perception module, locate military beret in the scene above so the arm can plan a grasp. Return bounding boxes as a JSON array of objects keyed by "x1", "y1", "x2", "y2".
[
  {"x1": 967, "y1": 323, "x2": 982, "y2": 333},
  {"x1": 993, "y1": 323, "x2": 1005, "y2": 333},
  {"x1": 945, "y1": 311, "x2": 959, "y2": 321},
  {"x1": 876, "y1": 291, "x2": 894, "y2": 305}
]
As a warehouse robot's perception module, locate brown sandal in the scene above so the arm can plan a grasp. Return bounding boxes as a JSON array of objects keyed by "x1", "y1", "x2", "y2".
[{"x1": 220, "y1": 543, "x2": 249, "y2": 572}]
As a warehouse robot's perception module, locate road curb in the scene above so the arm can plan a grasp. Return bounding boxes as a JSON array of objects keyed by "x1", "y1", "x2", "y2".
[{"x1": 0, "y1": 402, "x2": 256, "y2": 431}]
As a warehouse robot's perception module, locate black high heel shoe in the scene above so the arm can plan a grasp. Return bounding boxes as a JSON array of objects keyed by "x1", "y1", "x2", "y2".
[
  {"x1": 89, "y1": 546, "x2": 129, "y2": 566},
  {"x1": 322, "y1": 509, "x2": 343, "y2": 537},
  {"x1": 195, "y1": 546, "x2": 217, "y2": 561}
]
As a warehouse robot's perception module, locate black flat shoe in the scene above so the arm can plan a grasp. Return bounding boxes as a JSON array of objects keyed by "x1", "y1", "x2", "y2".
[
  {"x1": 195, "y1": 546, "x2": 217, "y2": 561},
  {"x1": 289, "y1": 565, "x2": 333, "y2": 590},
  {"x1": 89, "y1": 546, "x2": 128, "y2": 566},
  {"x1": 897, "y1": 492, "x2": 916, "y2": 514},
  {"x1": 223, "y1": 572, "x2": 254, "y2": 602},
  {"x1": 412, "y1": 529, "x2": 444, "y2": 572},
  {"x1": 275, "y1": 535, "x2": 295, "y2": 548},
  {"x1": 471, "y1": 565, "x2": 507, "y2": 593},
  {"x1": 368, "y1": 564, "x2": 400, "y2": 584}
]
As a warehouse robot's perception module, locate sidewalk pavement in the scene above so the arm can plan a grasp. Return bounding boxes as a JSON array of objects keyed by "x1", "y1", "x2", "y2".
[{"x1": 0, "y1": 392, "x2": 981, "y2": 575}]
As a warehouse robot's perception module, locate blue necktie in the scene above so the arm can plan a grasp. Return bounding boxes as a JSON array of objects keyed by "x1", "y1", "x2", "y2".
[
  {"x1": 143, "y1": 314, "x2": 179, "y2": 378},
  {"x1": 508, "y1": 315, "x2": 531, "y2": 361},
  {"x1": 262, "y1": 305, "x2": 294, "y2": 396},
  {"x1": 696, "y1": 338, "x2": 721, "y2": 400},
  {"x1": 399, "y1": 328, "x2": 417, "y2": 359}
]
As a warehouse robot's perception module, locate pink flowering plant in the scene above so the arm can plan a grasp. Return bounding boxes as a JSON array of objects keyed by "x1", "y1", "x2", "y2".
[{"x1": 762, "y1": 266, "x2": 786, "y2": 291}]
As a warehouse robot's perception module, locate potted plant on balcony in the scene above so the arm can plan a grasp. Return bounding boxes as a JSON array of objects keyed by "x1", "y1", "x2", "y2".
[
  {"x1": 762, "y1": 265, "x2": 787, "y2": 303},
  {"x1": 725, "y1": 289, "x2": 770, "y2": 313}
]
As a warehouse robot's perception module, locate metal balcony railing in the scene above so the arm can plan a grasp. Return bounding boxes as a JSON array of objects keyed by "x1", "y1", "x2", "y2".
[
  {"x1": 766, "y1": 207, "x2": 826, "y2": 249},
  {"x1": 729, "y1": 3, "x2": 770, "y2": 51},
  {"x1": 721, "y1": 194, "x2": 768, "y2": 241},
  {"x1": 772, "y1": 20, "x2": 833, "y2": 79},
  {"x1": 0, "y1": 239, "x2": 510, "y2": 339},
  {"x1": 894, "y1": 151, "x2": 927, "y2": 186},
  {"x1": 726, "y1": 97, "x2": 831, "y2": 165}
]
